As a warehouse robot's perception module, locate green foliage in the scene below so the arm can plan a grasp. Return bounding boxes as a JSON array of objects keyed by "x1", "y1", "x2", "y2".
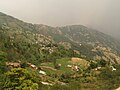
[
  {"x1": 96, "y1": 66, "x2": 120, "y2": 90},
  {"x1": 3, "y1": 68, "x2": 39, "y2": 90},
  {"x1": 50, "y1": 83, "x2": 69, "y2": 90},
  {"x1": 89, "y1": 61, "x2": 98, "y2": 69},
  {"x1": 0, "y1": 51, "x2": 7, "y2": 74},
  {"x1": 0, "y1": 12, "x2": 120, "y2": 90},
  {"x1": 20, "y1": 62, "x2": 27, "y2": 68},
  {"x1": 0, "y1": 74, "x2": 6, "y2": 89},
  {"x1": 98, "y1": 59, "x2": 107, "y2": 67},
  {"x1": 49, "y1": 80, "x2": 81, "y2": 90}
]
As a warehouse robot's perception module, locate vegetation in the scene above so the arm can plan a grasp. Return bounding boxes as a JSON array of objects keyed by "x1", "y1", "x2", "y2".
[
  {"x1": 0, "y1": 51, "x2": 7, "y2": 74},
  {"x1": 0, "y1": 12, "x2": 120, "y2": 90},
  {"x1": 2, "y1": 68, "x2": 39, "y2": 90}
]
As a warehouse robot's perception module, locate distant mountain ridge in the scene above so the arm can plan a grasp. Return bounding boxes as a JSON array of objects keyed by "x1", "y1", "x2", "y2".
[
  {"x1": 34, "y1": 24, "x2": 120, "y2": 63},
  {"x1": 0, "y1": 12, "x2": 120, "y2": 64}
]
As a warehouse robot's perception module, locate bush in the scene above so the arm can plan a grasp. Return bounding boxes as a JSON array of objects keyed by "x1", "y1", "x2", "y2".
[{"x1": 3, "y1": 68, "x2": 39, "y2": 90}]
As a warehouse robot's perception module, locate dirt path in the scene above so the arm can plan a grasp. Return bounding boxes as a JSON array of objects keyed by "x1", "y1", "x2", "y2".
[{"x1": 40, "y1": 66, "x2": 57, "y2": 71}]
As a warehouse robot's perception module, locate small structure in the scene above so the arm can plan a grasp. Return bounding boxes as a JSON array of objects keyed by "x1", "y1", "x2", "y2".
[
  {"x1": 27, "y1": 63, "x2": 38, "y2": 70},
  {"x1": 58, "y1": 64, "x2": 62, "y2": 67},
  {"x1": 39, "y1": 70, "x2": 46, "y2": 75},
  {"x1": 41, "y1": 82, "x2": 53, "y2": 86},
  {"x1": 72, "y1": 65, "x2": 79, "y2": 71},
  {"x1": 67, "y1": 65, "x2": 72, "y2": 68},
  {"x1": 75, "y1": 65, "x2": 79, "y2": 71},
  {"x1": 95, "y1": 67, "x2": 101, "y2": 71},
  {"x1": 110, "y1": 66, "x2": 116, "y2": 71}
]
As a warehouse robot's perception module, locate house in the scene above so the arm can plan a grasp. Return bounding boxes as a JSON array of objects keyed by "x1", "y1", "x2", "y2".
[
  {"x1": 95, "y1": 67, "x2": 101, "y2": 71},
  {"x1": 41, "y1": 82, "x2": 53, "y2": 86},
  {"x1": 58, "y1": 64, "x2": 62, "y2": 67},
  {"x1": 39, "y1": 70, "x2": 46, "y2": 75},
  {"x1": 74, "y1": 65, "x2": 79, "y2": 71},
  {"x1": 27, "y1": 63, "x2": 38, "y2": 70},
  {"x1": 110, "y1": 66, "x2": 116, "y2": 71},
  {"x1": 72, "y1": 65, "x2": 79, "y2": 71},
  {"x1": 67, "y1": 65, "x2": 72, "y2": 68}
]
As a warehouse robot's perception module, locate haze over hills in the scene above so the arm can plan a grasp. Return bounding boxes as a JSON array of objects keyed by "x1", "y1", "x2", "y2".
[
  {"x1": 1, "y1": 0, "x2": 120, "y2": 39},
  {"x1": 0, "y1": 12, "x2": 120, "y2": 64},
  {"x1": 0, "y1": 12, "x2": 120, "y2": 90},
  {"x1": 35, "y1": 24, "x2": 120, "y2": 63}
]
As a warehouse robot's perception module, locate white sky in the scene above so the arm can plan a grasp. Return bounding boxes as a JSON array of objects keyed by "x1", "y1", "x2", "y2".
[{"x1": 0, "y1": 0, "x2": 120, "y2": 38}]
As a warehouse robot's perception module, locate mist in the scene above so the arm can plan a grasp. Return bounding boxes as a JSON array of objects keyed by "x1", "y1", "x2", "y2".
[{"x1": 0, "y1": 0, "x2": 120, "y2": 38}]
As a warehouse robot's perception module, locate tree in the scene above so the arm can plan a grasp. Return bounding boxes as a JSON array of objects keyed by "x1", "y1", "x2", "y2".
[
  {"x1": 98, "y1": 59, "x2": 107, "y2": 67},
  {"x1": 89, "y1": 62, "x2": 98, "y2": 69},
  {"x1": 0, "y1": 51, "x2": 7, "y2": 74},
  {"x1": 20, "y1": 62, "x2": 27, "y2": 68},
  {"x1": 3, "y1": 68, "x2": 38, "y2": 90}
]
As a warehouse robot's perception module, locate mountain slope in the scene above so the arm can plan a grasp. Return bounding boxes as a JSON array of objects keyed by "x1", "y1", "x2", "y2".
[
  {"x1": 33, "y1": 24, "x2": 120, "y2": 64},
  {"x1": 0, "y1": 12, "x2": 120, "y2": 90},
  {"x1": 0, "y1": 12, "x2": 78, "y2": 64},
  {"x1": 0, "y1": 12, "x2": 120, "y2": 64}
]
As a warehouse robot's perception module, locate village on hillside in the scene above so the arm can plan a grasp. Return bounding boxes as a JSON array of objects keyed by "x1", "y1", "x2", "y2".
[{"x1": 5, "y1": 57, "x2": 117, "y2": 86}]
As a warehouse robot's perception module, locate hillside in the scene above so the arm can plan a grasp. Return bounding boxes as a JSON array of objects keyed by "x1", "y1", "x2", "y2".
[
  {"x1": 0, "y1": 12, "x2": 78, "y2": 64},
  {"x1": 1, "y1": 12, "x2": 120, "y2": 64},
  {"x1": 34, "y1": 24, "x2": 120, "y2": 64},
  {"x1": 0, "y1": 12, "x2": 120, "y2": 90}
]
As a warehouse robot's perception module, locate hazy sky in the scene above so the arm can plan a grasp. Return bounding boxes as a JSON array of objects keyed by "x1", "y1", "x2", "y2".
[{"x1": 0, "y1": 0, "x2": 120, "y2": 38}]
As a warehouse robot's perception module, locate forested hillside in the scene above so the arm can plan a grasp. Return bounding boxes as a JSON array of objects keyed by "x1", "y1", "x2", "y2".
[{"x1": 0, "y1": 12, "x2": 120, "y2": 90}]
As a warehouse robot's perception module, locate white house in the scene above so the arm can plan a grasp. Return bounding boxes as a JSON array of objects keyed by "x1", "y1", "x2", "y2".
[
  {"x1": 41, "y1": 82, "x2": 53, "y2": 86},
  {"x1": 110, "y1": 66, "x2": 116, "y2": 71},
  {"x1": 39, "y1": 70, "x2": 46, "y2": 75},
  {"x1": 67, "y1": 65, "x2": 72, "y2": 68}
]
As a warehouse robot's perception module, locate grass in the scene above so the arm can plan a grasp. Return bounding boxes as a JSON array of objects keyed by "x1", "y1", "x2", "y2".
[
  {"x1": 39, "y1": 58, "x2": 87, "y2": 75},
  {"x1": 56, "y1": 58, "x2": 73, "y2": 74},
  {"x1": 40, "y1": 62, "x2": 54, "y2": 68},
  {"x1": 39, "y1": 58, "x2": 74, "y2": 75}
]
